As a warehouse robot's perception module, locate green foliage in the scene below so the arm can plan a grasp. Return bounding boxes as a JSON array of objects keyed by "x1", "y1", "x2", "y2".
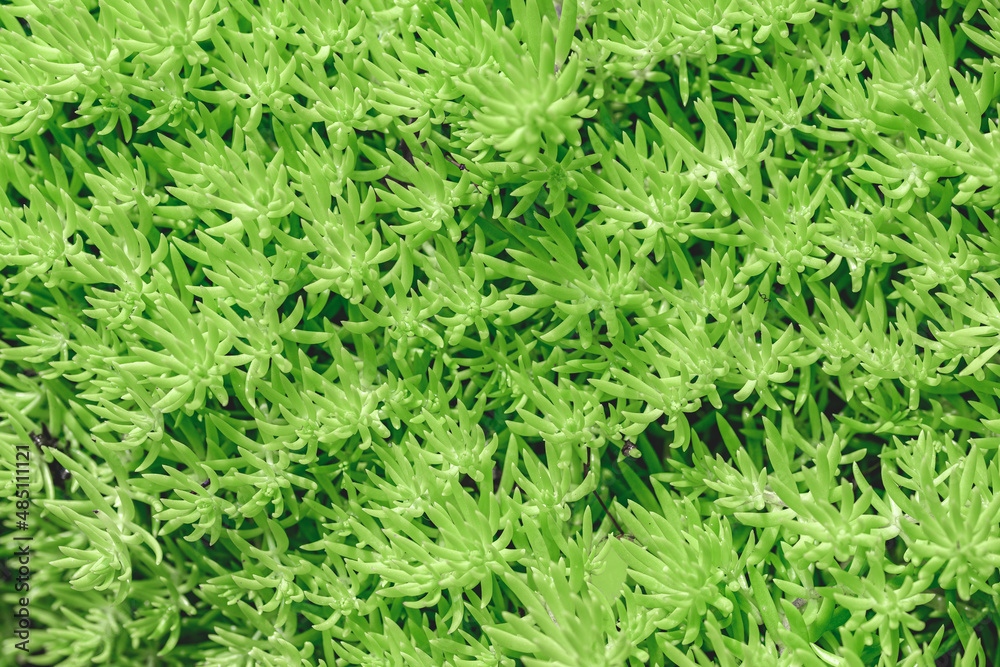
[{"x1": 3, "y1": 0, "x2": 1000, "y2": 665}]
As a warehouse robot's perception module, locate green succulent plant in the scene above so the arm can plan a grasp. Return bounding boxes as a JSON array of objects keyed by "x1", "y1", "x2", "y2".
[{"x1": 3, "y1": 0, "x2": 1000, "y2": 665}]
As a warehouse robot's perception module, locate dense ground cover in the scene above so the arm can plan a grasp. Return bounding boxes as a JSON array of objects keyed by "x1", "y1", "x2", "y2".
[{"x1": 2, "y1": 0, "x2": 1000, "y2": 665}]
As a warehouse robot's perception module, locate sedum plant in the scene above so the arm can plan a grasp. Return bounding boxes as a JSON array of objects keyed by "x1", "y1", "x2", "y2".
[{"x1": 2, "y1": 0, "x2": 1000, "y2": 665}]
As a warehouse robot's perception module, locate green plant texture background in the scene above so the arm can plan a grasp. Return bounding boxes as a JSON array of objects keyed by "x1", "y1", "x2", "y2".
[{"x1": 2, "y1": 0, "x2": 1000, "y2": 664}]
